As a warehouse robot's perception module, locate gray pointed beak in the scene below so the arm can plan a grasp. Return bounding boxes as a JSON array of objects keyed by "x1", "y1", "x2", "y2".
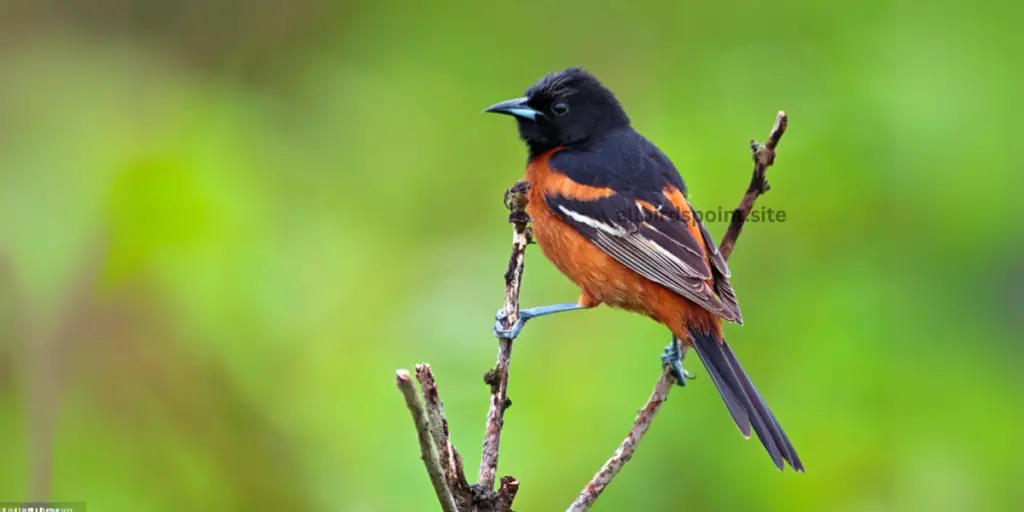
[{"x1": 483, "y1": 97, "x2": 543, "y2": 121}]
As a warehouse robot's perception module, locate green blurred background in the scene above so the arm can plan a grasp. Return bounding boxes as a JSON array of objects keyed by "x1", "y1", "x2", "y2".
[{"x1": 1, "y1": 1, "x2": 1021, "y2": 510}]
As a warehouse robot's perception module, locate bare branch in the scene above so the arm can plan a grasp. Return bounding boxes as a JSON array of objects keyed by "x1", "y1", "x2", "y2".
[
  {"x1": 415, "y1": 364, "x2": 474, "y2": 509},
  {"x1": 719, "y1": 111, "x2": 788, "y2": 260},
  {"x1": 566, "y1": 367, "x2": 677, "y2": 512},
  {"x1": 568, "y1": 112, "x2": 789, "y2": 510},
  {"x1": 396, "y1": 370, "x2": 459, "y2": 512},
  {"x1": 396, "y1": 182, "x2": 531, "y2": 512},
  {"x1": 478, "y1": 180, "x2": 531, "y2": 490}
]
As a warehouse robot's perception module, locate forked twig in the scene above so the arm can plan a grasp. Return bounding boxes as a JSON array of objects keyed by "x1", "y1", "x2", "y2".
[
  {"x1": 415, "y1": 365, "x2": 474, "y2": 508},
  {"x1": 396, "y1": 370, "x2": 459, "y2": 512}
]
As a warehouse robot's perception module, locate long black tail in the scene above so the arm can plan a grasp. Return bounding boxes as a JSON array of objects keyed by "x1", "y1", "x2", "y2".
[{"x1": 689, "y1": 328, "x2": 804, "y2": 471}]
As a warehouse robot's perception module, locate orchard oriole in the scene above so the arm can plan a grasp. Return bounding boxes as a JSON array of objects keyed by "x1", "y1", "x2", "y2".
[{"x1": 485, "y1": 67, "x2": 802, "y2": 471}]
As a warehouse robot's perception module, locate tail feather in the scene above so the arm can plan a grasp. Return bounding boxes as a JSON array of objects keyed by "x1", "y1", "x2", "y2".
[
  {"x1": 700, "y1": 352, "x2": 751, "y2": 437},
  {"x1": 721, "y1": 341, "x2": 804, "y2": 471},
  {"x1": 689, "y1": 328, "x2": 804, "y2": 472}
]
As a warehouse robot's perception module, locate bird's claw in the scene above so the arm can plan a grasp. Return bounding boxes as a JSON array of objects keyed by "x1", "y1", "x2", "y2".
[
  {"x1": 662, "y1": 341, "x2": 693, "y2": 387},
  {"x1": 493, "y1": 309, "x2": 527, "y2": 340}
]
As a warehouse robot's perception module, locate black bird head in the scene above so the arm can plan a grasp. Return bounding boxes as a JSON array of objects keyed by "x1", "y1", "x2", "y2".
[{"x1": 485, "y1": 67, "x2": 631, "y2": 157}]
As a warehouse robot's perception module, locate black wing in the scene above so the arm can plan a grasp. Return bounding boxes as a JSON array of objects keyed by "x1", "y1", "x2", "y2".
[{"x1": 547, "y1": 192, "x2": 743, "y2": 323}]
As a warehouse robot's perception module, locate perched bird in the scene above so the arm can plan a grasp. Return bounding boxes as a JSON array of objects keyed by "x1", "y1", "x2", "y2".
[{"x1": 484, "y1": 67, "x2": 802, "y2": 471}]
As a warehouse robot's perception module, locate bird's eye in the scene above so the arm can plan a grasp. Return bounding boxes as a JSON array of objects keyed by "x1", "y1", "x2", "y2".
[{"x1": 551, "y1": 101, "x2": 569, "y2": 116}]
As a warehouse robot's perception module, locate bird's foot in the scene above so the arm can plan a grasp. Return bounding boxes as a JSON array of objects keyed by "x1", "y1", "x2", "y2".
[
  {"x1": 661, "y1": 340, "x2": 693, "y2": 387},
  {"x1": 493, "y1": 308, "x2": 529, "y2": 340},
  {"x1": 491, "y1": 302, "x2": 586, "y2": 340}
]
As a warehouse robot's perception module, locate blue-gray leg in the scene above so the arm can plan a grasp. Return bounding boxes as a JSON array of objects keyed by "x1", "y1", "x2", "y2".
[
  {"x1": 661, "y1": 337, "x2": 694, "y2": 387},
  {"x1": 493, "y1": 303, "x2": 586, "y2": 339}
]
